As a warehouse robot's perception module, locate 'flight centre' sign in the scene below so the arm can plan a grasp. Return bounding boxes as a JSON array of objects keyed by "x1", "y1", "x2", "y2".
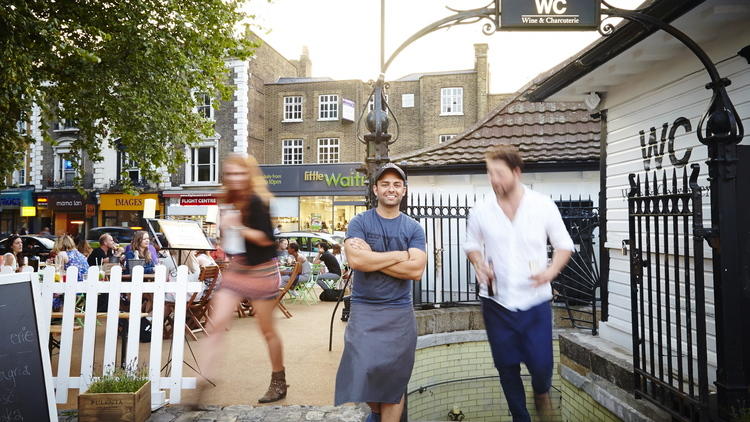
[{"x1": 501, "y1": 0, "x2": 600, "y2": 30}]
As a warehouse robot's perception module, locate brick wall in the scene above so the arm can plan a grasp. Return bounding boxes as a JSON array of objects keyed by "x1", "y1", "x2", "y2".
[
  {"x1": 408, "y1": 339, "x2": 562, "y2": 422},
  {"x1": 414, "y1": 72, "x2": 479, "y2": 154},
  {"x1": 247, "y1": 32, "x2": 299, "y2": 161},
  {"x1": 263, "y1": 79, "x2": 367, "y2": 164},
  {"x1": 385, "y1": 80, "x2": 421, "y2": 155}
]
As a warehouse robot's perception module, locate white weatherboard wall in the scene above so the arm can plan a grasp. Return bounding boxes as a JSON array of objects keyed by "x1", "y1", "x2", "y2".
[
  {"x1": 597, "y1": 22, "x2": 750, "y2": 384},
  {"x1": 408, "y1": 170, "x2": 599, "y2": 201}
]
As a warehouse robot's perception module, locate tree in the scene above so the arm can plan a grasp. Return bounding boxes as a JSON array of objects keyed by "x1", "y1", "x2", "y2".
[{"x1": 0, "y1": 0, "x2": 256, "y2": 191}]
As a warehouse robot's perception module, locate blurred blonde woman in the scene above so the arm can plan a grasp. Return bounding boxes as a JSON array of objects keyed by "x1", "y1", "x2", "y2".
[
  {"x1": 192, "y1": 153, "x2": 286, "y2": 406},
  {"x1": 57, "y1": 235, "x2": 89, "y2": 281}
]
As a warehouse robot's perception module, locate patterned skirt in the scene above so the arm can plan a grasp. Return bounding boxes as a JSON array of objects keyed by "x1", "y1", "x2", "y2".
[{"x1": 220, "y1": 256, "x2": 281, "y2": 301}]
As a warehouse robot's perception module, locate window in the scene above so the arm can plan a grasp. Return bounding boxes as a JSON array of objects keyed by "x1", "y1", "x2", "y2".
[
  {"x1": 54, "y1": 118, "x2": 77, "y2": 131},
  {"x1": 318, "y1": 94, "x2": 339, "y2": 120},
  {"x1": 187, "y1": 144, "x2": 217, "y2": 184},
  {"x1": 12, "y1": 153, "x2": 27, "y2": 185},
  {"x1": 196, "y1": 92, "x2": 212, "y2": 120},
  {"x1": 16, "y1": 120, "x2": 27, "y2": 135},
  {"x1": 58, "y1": 155, "x2": 76, "y2": 185},
  {"x1": 401, "y1": 94, "x2": 415, "y2": 108},
  {"x1": 282, "y1": 139, "x2": 303, "y2": 165},
  {"x1": 440, "y1": 87, "x2": 463, "y2": 115},
  {"x1": 283, "y1": 96, "x2": 303, "y2": 121},
  {"x1": 318, "y1": 138, "x2": 340, "y2": 164},
  {"x1": 439, "y1": 134, "x2": 457, "y2": 143},
  {"x1": 117, "y1": 151, "x2": 141, "y2": 184},
  {"x1": 368, "y1": 94, "x2": 389, "y2": 112}
]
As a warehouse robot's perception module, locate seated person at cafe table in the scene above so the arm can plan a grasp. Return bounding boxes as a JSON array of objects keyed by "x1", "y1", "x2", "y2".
[
  {"x1": 279, "y1": 242, "x2": 310, "y2": 290},
  {"x1": 313, "y1": 242, "x2": 341, "y2": 289},
  {"x1": 124, "y1": 230, "x2": 159, "y2": 274},
  {"x1": 87, "y1": 233, "x2": 124, "y2": 267},
  {"x1": 55, "y1": 234, "x2": 90, "y2": 281}
]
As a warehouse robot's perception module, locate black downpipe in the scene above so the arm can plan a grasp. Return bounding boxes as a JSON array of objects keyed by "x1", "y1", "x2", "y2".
[{"x1": 597, "y1": 109, "x2": 609, "y2": 322}]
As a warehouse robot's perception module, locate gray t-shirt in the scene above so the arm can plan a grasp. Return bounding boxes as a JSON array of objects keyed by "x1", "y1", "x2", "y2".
[{"x1": 346, "y1": 209, "x2": 426, "y2": 306}]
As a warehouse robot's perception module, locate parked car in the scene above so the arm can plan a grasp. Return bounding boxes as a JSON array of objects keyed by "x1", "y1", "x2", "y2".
[
  {"x1": 0, "y1": 235, "x2": 55, "y2": 261},
  {"x1": 275, "y1": 231, "x2": 342, "y2": 261},
  {"x1": 86, "y1": 227, "x2": 135, "y2": 248}
]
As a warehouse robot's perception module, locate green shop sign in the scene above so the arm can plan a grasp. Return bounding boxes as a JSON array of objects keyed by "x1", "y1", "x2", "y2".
[{"x1": 261, "y1": 163, "x2": 367, "y2": 195}]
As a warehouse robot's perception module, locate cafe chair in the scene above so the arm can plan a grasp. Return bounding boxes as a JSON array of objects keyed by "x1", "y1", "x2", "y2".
[
  {"x1": 273, "y1": 262, "x2": 300, "y2": 319},
  {"x1": 184, "y1": 265, "x2": 220, "y2": 341}
]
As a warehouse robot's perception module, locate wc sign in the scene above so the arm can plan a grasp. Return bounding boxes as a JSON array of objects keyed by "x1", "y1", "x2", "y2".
[{"x1": 501, "y1": 0, "x2": 600, "y2": 30}]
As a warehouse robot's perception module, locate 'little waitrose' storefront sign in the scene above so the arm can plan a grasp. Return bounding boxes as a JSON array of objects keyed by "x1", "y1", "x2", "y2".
[
  {"x1": 303, "y1": 171, "x2": 366, "y2": 188},
  {"x1": 261, "y1": 164, "x2": 367, "y2": 195}
]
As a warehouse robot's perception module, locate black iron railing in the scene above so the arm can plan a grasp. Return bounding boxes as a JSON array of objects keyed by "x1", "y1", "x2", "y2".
[
  {"x1": 627, "y1": 164, "x2": 709, "y2": 421},
  {"x1": 407, "y1": 193, "x2": 600, "y2": 332},
  {"x1": 552, "y1": 198, "x2": 600, "y2": 334},
  {"x1": 407, "y1": 193, "x2": 475, "y2": 307}
]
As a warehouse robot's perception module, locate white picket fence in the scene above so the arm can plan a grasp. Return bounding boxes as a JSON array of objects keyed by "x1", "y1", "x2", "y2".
[{"x1": 36, "y1": 264, "x2": 202, "y2": 408}]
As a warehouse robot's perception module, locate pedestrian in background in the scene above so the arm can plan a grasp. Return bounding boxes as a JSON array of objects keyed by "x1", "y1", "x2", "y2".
[
  {"x1": 335, "y1": 163, "x2": 427, "y2": 422},
  {"x1": 124, "y1": 230, "x2": 158, "y2": 274},
  {"x1": 464, "y1": 145, "x2": 573, "y2": 422},
  {"x1": 2, "y1": 234, "x2": 23, "y2": 272},
  {"x1": 313, "y1": 242, "x2": 341, "y2": 289},
  {"x1": 192, "y1": 153, "x2": 287, "y2": 406},
  {"x1": 57, "y1": 234, "x2": 90, "y2": 281},
  {"x1": 76, "y1": 235, "x2": 93, "y2": 257}
]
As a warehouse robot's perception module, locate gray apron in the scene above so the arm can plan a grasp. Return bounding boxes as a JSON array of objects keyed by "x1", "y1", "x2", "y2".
[{"x1": 334, "y1": 302, "x2": 417, "y2": 405}]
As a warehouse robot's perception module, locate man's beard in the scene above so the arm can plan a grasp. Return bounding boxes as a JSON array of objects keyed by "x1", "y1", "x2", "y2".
[{"x1": 493, "y1": 182, "x2": 517, "y2": 199}]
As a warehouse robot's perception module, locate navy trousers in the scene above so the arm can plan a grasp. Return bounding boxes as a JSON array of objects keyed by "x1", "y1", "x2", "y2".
[{"x1": 481, "y1": 298, "x2": 553, "y2": 422}]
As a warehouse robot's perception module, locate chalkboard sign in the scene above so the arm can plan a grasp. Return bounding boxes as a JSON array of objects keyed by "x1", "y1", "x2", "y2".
[{"x1": 0, "y1": 275, "x2": 57, "y2": 421}]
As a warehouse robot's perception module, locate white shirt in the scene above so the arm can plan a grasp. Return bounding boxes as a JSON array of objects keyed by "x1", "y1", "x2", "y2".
[{"x1": 464, "y1": 186, "x2": 574, "y2": 311}]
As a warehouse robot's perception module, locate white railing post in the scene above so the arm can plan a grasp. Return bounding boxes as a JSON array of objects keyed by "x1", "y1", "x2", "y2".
[
  {"x1": 168, "y1": 265, "x2": 190, "y2": 404},
  {"x1": 125, "y1": 266, "x2": 145, "y2": 370},
  {"x1": 78, "y1": 267, "x2": 101, "y2": 393},
  {"x1": 102, "y1": 265, "x2": 123, "y2": 374},
  {"x1": 149, "y1": 265, "x2": 167, "y2": 407}
]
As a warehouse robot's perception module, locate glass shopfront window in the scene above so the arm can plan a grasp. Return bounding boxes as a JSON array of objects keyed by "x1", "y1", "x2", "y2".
[
  {"x1": 296, "y1": 195, "x2": 365, "y2": 234},
  {"x1": 102, "y1": 210, "x2": 145, "y2": 229},
  {"x1": 333, "y1": 196, "x2": 366, "y2": 233},
  {"x1": 299, "y1": 196, "x2": 333, "y2": 232},
  {"x1": 270, "y1": 197, "x2": 300, "y2": 232}
]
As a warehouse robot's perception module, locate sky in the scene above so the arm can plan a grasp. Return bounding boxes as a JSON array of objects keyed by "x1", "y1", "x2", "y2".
[{"x1": 242, "y1": 0, "x2": 643, "y2": 94}]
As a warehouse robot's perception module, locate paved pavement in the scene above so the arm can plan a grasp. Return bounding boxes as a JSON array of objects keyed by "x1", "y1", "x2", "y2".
[{"x1": 59, "y1": 404, "x2": 370, "y2": 422}]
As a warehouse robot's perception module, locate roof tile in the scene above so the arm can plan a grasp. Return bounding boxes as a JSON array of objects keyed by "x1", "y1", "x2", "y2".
[{"x1": 395, "y1": 95, "x2": 600, "y2": 168}]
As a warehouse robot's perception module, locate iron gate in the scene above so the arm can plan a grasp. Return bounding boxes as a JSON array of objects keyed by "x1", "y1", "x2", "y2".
[
  {"x1": 552, "y1": 199, "x2": 600, "y2": 334},
  {"x1": 627, "y1": 164, "x2": 710, "y2": 421},
  {"x1": 407, "y1": 193, "x2": 475, "y2": 306},
  {"x1": 406, "y1": 193, "x2": 601, "y2": 334}
]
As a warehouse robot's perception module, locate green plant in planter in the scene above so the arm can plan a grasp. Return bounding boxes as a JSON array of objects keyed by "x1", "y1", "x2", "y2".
[
  {"x1": 79, "y1": 363, "x2": 151, "y2": 422},
  {"x1": 87, "y1": 366, "x2": 148, "y2": 393}
]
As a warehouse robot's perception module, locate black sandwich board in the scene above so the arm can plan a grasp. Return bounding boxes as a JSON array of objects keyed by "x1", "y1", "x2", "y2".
[{"x1": 0, "y1": 273, "x2": 57, "y2": 421}]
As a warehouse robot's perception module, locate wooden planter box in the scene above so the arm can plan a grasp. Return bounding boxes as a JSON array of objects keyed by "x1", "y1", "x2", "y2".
[{"x1": 78, "y1": 381, "x2": 151, "y2": 422}]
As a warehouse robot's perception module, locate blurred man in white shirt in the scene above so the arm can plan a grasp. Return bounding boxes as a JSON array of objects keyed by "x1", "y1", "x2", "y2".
[{"x1": 464, "y1": 145, "x2": 573, "y2": 422}]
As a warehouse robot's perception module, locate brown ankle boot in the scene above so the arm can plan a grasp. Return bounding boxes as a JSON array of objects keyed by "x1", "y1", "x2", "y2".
[{"x1": 258, "y1": 368, "x2": 288, "y2": 403}]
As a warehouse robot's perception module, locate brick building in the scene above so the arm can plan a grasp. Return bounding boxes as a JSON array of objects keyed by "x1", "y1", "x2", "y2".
[{"x1": 262, "y1": 43, "x2": 508, "y2": 165}]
